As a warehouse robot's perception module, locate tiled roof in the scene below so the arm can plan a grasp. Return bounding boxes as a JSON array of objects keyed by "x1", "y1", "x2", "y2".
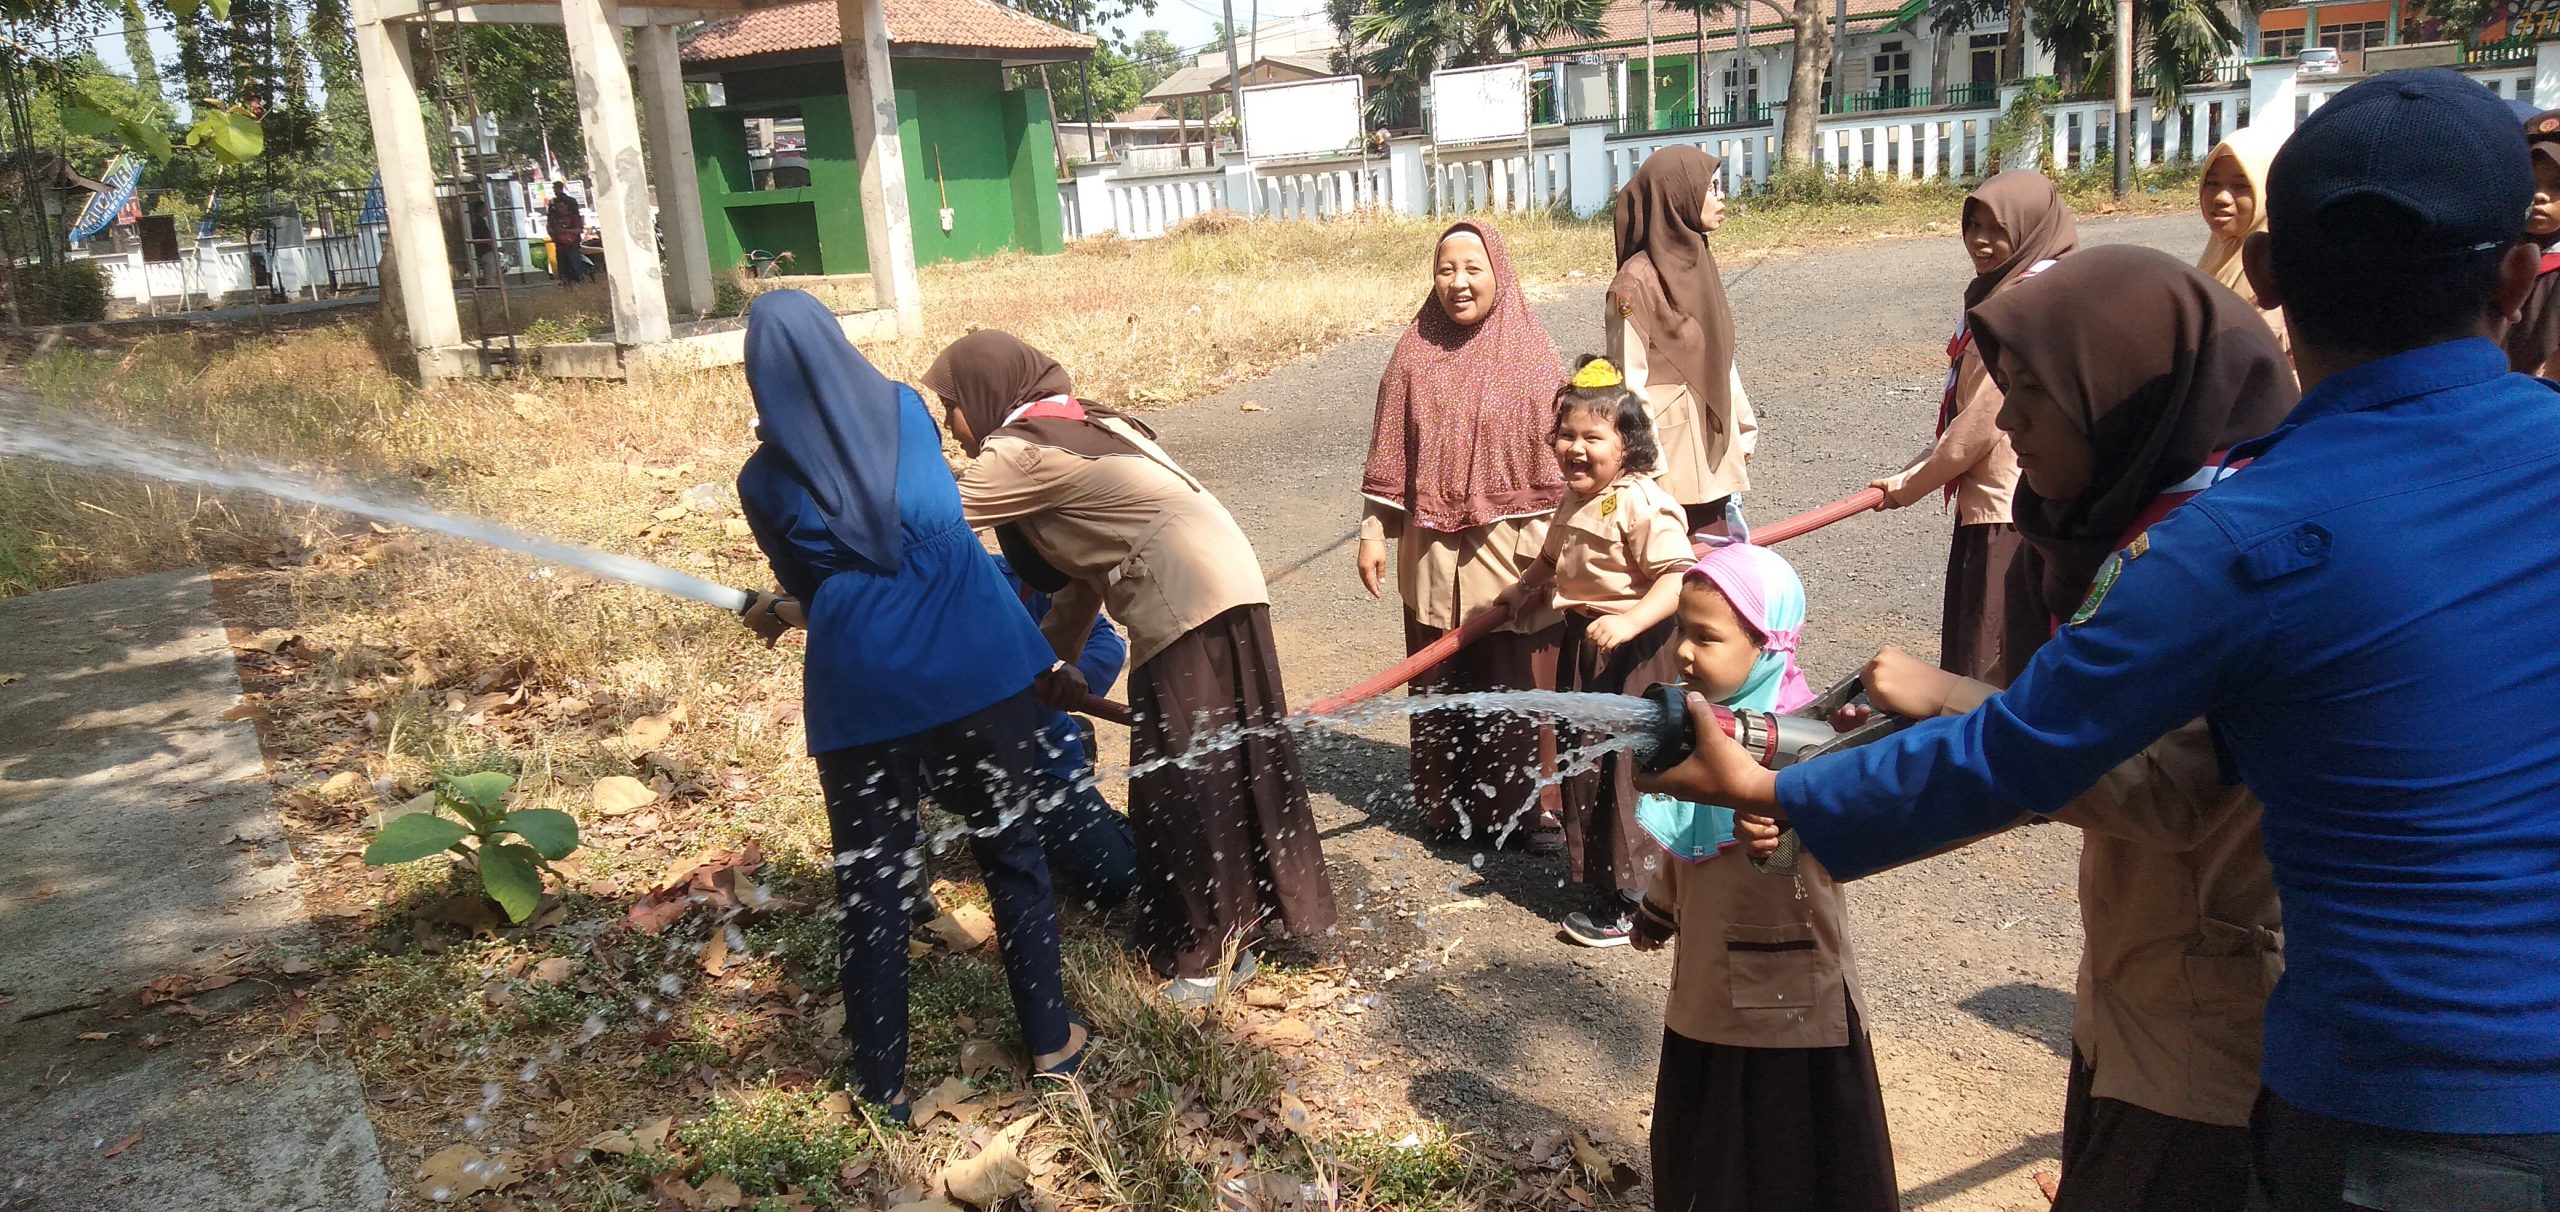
[
  {"x1": 683, "y1": 0, "x2": 1096, "y2": 65},
  {"x1": 1532, "y1": 0, "x2": 1921, "y2": 56}
]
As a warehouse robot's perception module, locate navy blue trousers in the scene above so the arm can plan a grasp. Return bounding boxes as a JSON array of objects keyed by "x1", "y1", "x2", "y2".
[
  {"x1": 813, "y1": 691, "x2": 1069, "y2": 1105},
  {"x1": 2250, "y1": 1089, "x2": 2560, "y2": 1212}
]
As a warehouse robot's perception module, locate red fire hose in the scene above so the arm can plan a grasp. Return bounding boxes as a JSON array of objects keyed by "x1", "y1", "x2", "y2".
[{"x1": 1082, "y1": 486, "x2": 1886, "y2": 726}]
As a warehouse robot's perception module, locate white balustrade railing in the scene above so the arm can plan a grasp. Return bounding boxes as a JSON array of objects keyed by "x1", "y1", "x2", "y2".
[{"x1": 1055, "y1": 56, "x2": 2550, "y2": 241}]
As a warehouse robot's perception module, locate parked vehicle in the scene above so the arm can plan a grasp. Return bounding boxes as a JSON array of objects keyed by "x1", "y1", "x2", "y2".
[{"x1": 2298, "y1": 46, "x2": 2344, "y2": 75}]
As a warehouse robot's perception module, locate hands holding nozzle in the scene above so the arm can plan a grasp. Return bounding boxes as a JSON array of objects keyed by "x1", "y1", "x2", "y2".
[{"x1": 737, "y1": 589, "x2": 805, "y2": 647}]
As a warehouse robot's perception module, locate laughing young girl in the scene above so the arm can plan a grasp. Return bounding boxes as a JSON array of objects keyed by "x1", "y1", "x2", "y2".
[
  {"x1": 1631, "y1": 543, "x2": 1897, "y2": 1212},
  {"x1": 1498, "y1": 356, "x2": 1696, "y2": 947}
]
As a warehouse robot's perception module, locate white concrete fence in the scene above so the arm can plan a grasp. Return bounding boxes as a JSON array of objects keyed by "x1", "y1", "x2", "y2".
[{"x1": 1062, "y1": 55, "x2": 2547, "y2": 240}]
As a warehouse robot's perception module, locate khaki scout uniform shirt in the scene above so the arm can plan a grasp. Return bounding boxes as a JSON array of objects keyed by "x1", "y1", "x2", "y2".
[
  {"x1": 1541, "y1": 473, "x2": 1694, "y2": 617},
  {"x1": 1878, "y1": 344, "x2": 2021, "y2": 527},
  {"x1": 956, "y1": 419, "x2": 1268, "y2": 671},
  {"x1": 1607, "y1": 307, "x2": 1756, "y2": 507},
  {"x1": 1642, "y1": 850, "x2": 1867, "y2": 1049},
  {"x1": 1942, "y1": 680, "x2": 2282, "y2": 1127},
  {"x1": 1358, "y1": 504, "x2": 1561, "y2": 634}
]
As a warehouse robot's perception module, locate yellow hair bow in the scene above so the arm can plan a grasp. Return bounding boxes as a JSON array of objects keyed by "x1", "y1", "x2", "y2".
[{"x1": 1570, "y1": 358, "x2": 1625, "y2": 390}]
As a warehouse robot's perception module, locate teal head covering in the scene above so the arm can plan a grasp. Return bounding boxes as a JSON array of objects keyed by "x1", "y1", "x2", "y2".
[{"x1": 1637, "y1": 542, "x2": 1814, "y2": 862}]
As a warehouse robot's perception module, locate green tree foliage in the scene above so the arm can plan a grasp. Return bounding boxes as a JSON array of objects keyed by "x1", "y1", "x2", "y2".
[
  {"x1": 1930, "y1": 0, "x2": 2269, "y2": 101},
  {"x1": 440, "y1": 24, "x2": 583, "y2": 167},
  {"x1": 1350, "y1": 0, "x2": 1610, "y2": 125}
]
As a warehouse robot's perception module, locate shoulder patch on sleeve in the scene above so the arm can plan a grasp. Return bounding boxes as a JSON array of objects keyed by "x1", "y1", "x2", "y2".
[
  {"x1": 1615, "y1": 296, "x2": 1634, "y2": 317},
  {"x1": 2068, "y1": 552, "x2": 2124, "y2": 627},
  {"x1": 1598, "y1": 490, "x2": 1620, "y2": 519}
]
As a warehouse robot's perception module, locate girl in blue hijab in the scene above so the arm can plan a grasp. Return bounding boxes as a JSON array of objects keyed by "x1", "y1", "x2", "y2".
[{"x1": 731, "y1": 291, "x2": 1086, "y2": 1116}]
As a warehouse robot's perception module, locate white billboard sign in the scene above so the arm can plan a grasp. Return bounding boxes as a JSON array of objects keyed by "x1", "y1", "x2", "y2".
[
  {"x1": 1240, "y1": 75, "x2": 1365, "y2": 161},
  {"x1": 1429, "y1": 61, "x2": 1531, "y2": 146}
]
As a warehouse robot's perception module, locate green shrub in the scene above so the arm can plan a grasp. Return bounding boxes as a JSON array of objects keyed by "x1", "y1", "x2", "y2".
[
  {"x1": 361, "y1": 770, "x2": 581, "y2": 922},
  {"x1": 13, "y1": 260, "x2": 112, "y2": 324},
  {"x1": 674, "y1": 1085, "x2": 874, "y2": 1201}
]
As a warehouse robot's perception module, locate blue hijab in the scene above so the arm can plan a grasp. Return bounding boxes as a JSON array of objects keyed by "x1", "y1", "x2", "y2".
[{"x1": 742, "y1": 290, "x2": 902, "y2": 573}]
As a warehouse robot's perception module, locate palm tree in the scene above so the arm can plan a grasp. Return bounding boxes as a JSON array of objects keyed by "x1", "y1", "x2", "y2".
[{"x1": 1351, "y1": 0, "x2": 1610, "y2": 126}]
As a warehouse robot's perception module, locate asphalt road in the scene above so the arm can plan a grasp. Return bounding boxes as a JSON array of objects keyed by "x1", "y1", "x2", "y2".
[{"x1": 1135, "y1": 212, "x2": 2205, "y2": 1210}]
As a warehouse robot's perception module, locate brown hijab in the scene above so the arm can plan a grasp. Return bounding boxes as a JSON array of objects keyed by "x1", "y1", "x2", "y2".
[
  {"x1": 1611, "y1": 147, "x2": 1733, "y2": 425},
  {"x1": 1361, "y1": 220, "x2": 1568, "y2": 532},
  {"x1": 1962, "y1": 170, "x2": 2080, "y2": 310},
  {"x1": 2505, "y1": 114, "x2": 2560, "y2": 373},
  {"x1": 919, "y1": 329, "x2": 1150, "y2": 459},
  {"x1": 1968, "y1": 245, "x2": 2298, "y2": 620}
]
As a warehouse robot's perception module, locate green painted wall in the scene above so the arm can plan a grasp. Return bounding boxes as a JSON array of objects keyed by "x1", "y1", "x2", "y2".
[{"x1": 689, "y1": 58, "x2": 1066, "y2": 278}]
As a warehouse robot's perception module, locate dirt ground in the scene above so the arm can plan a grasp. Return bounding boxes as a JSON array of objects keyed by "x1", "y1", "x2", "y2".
[{"x1": 1098, "y1": 213, "x2": 2203, "y2": 1211}]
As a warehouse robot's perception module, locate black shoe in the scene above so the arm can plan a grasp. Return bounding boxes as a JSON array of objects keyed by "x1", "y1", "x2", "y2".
[{"x1": 1561, "y1": 908, "x2": 1635, "y2": 948}]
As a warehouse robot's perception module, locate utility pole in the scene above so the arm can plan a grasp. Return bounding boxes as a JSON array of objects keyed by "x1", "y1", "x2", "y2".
[
  {"x1": 1644, "y1": 0, "x2": 1657, "y2": 130},
  {"x1": 1075, "y1": 0, "x2": 1098, "y2": 162},
  {"x1": 1222, "y1": 0, "x2": 1251, "y2": 208},
  {"x1": 2112, "y1": 0, "x2": 2131, "y2": 197},
  {"x1": 1831, "y1": 0, "x2": 1848, "y2": 112}
]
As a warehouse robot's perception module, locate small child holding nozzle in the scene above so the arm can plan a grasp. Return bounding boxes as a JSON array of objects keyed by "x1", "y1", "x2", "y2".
[
  {"x1": 1496, "y1": 355, "x2": 1694, "y2": 948},
  {"x1": 1631, "y1": 542, "x2": 1896, "y2": 1212}
]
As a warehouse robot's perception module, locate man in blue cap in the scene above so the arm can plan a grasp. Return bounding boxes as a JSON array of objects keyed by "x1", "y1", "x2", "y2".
[{"x1": 1639, "y1": 69, "x2": 2560, "y2": 1208}]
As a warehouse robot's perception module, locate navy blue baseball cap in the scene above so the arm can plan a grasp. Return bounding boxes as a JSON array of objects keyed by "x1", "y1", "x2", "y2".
[{"x1": 2267, "y1": 68, "x2": 2531, "y2": 275}]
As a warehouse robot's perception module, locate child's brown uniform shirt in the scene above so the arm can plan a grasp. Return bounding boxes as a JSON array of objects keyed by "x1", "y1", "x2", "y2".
[
  {"x1": 1643, "y1": 849, "x2": 1867, "y2": 1049},
  {"x1": 1540, "y1": 472, "x2": 1693, "y2": 617}
]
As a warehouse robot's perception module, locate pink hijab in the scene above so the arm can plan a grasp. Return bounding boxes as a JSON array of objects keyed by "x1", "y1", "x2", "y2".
[
  {"x1": 1685, "y1": 541, "x2": 1815, "y2": 714},
  {"x1": 1361, "y1": 220, "x2": 1568, "y2": 532}
]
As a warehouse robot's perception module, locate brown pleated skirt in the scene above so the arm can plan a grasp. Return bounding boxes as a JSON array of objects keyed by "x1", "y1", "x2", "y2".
[
  {"x1": 2053, "y1": 1049, "x2": 2253, "y2": 1212},
  {"x1": 1126, "y1": 604, "x2": 1338, "y2": 979},
  {"x1": 1940, "y1": 521, "x2": 2049, "y2": 688},
  {"x1": 1553, "y1": 611, "x2": 1682, "y2": 894},
  {"x1": 1404, "y1": 614, "x2": 1565, "y2": 845},
  {"x1": 1648, "y1": 1007, "x2": 1901, "y2": 1212}
]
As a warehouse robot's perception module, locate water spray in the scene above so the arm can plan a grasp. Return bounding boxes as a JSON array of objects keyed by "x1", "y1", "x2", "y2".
[{"x1": 0, "y1": 409, "x2": 756, "y2": 613}]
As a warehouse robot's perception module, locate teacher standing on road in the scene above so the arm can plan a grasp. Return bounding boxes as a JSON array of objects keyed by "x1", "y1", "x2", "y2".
[
  {"x1": 1639, "y1": 72, "x2": 2560, "y2": 1209},
  {"x1": 928, "y1": 330, "x2": 1337, "y2": 1005},
  {"x1": 1359, "y1": 219, "x2": 1571, "y2": 848},
  {"x1": 1610, "y1": 146, "x2": 1755, "y2": 534}
]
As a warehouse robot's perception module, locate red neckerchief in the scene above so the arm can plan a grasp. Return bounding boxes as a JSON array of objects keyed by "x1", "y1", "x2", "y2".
[
  {"x1": 2044, "y1": 449, "x2": 2253, "y2": 634},
  {"x1": 1010, "y1": 395, "x2": 1087, "y2": 424},
  {"x1": 2541, "y1": 251, "x2": 2560, "y2": 275}
]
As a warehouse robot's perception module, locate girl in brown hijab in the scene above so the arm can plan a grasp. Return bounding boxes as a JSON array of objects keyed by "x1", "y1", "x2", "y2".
[
  {"x1": 1360, "y1": 220, "x2": 1571, "y2": 847},
  {"x1": 1866, "y1": 169, "x2": 2076, "y2": 686},
  {"x1": 1849, "y1": 246, "x2": 2297, "y2": 1212},
  {"x1": 1609, "y1": 146, "x2": 1755, "y2": 533},
  {"x1": 2503, "y1": 111, "x2": 2560, "y2": 374},
  {"x1": 926, "y1": 331, "x2": 1337, "y2": 1002}
]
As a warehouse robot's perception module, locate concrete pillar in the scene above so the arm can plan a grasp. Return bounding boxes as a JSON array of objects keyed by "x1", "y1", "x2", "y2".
[
  {"x1": 1220, "y1": 161, "x2": 1255, "y2": 213},
  {"x1": 561, "y1": 0, "x2": 672, "y2": 346},
  {"x1": 2536, "y1": 40, "x2": 2560, "y2": 109},
  {"x1": 2023, "y1": 29, "x2": 2054, "y2": 78},
  {"x1": 350, "y1": 0, "x2": 462, "y2": 373},
  {"x1": 2247, "y1": 60, "x2": 2298, "y2": 137},
  {"x1": 635, "y1": 23, "x2": 714, "y2": 320},
  {"x1": 1070, "y1": 161, "x2": 1113, "y2": 237},
  {"x1": 1387, "y1": 135, "x2": 1426, "y2": 217},
  {"x1": 1566, "y1": 121, "x2": 1610, "y2": 218},
  {"x1": 835, "y1": 0, "x2": 921, "y2": 335}
]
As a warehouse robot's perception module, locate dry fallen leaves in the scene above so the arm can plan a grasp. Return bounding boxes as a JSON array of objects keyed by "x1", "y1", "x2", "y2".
[
  {"x1": 100, "y1": 1132, "x2": 142, "y2": 1158},
  {"x1": 528, "y1": 957, "x2": 573, "y2": 987},
  {"x1": 590, "y1": 775, "x2": 657, "y2": 816},
  {"x1": 925, "y1": 906, "x2": 995, "y2": 952},
  {"x1": 942, "y1": 1114, "x2": 1039, "y2": 1207},
  {"x1": 414, "y1": 1144, "x2": 524, "y2": 1201},
  {"x1": 910, "y1": 1075, "x2": 979, "y2": 1128}
]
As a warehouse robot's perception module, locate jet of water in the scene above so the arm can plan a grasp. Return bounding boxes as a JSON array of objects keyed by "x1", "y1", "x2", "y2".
[{"x1": 0, "y1": 407, "x2": 752, "y2": 613}]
